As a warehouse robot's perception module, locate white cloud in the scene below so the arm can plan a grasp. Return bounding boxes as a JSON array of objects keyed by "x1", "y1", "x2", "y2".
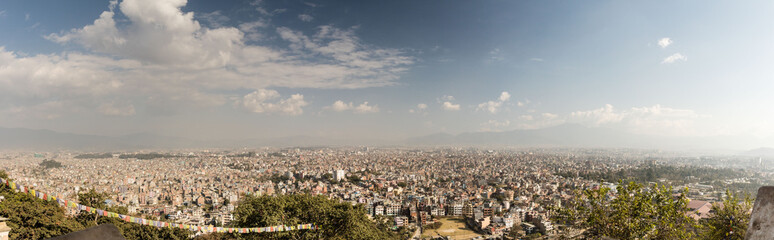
[
  {"x1": 354, "y1": 102, "x2": 379, "y2": 113},
  {"x1": 480, "y1": 119, "x2": 510, "y2": 132},
  {"x1": 498, "y1": 92, "x2": 511, "y2": 102},
  {"x1": 488, "y1": 48, "x2": 504, "y2": 62},
  {"x1": 409, "y1": 103, "x2": 428, "y2": 113},
  {"x1": 477, "y1": 101, "x2": 502, "y2": 114},
  {"x1": 327, "y1": 100, "x2": 379, "y2": 113},
  {"x1": 439, "y1": 95, "x2": 455, "y2": 102},
  {"x1": 662, "y1": 53, "x2": 686, "y2": 64},
  {"x1": 570, "y1": 104, "x2": 623, "y2": 125},
  {"x1": 241, "y1": 89, "x2": 308, "y2": 115},
  {"x1": 437, "y1": 95, "x2": 459, "y2": 111},
  {"x1": 5, "y1": 101, "x2": 67, "y2": 120},
  {"x1": 238, "y1": 20, "x2": 268, "y2": 41},
  {"x1": 298, "y1": 14, "x2": 313, "y2": 22},
  {"x1": 477, "y1": 91, "x2": 511, "y2": 114},
  {"x1": 442, "y1": 101, "x2": 460, "y2": 111},
  {"x1": 512, "y1": 112, "x2": 565, "y2": 130},
  {"x1": 0, "y1": 47, "x2": 127, "y2": 98},
  {"x1": 570, "y1": 104, "x2": 701, "y2": 136},
  {"x1": 250, "y1": 0, "x2": 285, "y2": 16},
  {"x1": 1, "y1": 0, "x2": 412, "y2": 118},
  {"x1": 98, "y1": 102, "x2": 136, "y2": 116},
  {"x1": 198, "y1": 11, "x2": 230, "y2": 28},
  {"x1": 658, "y1": 37, "x2": 672, "y2": 48},
  {"x1": 529, "y1": 58, "x2": 544, "y2": 62},
  {"x1": 330, "y1": 100, "x2": 351, "y2": 112},
  {"x1": 0, "y1": 10, "x2": 6, "y2": 17},
  {"x1": 541, "y1": 112, "x2": 558, "y2": 120}
]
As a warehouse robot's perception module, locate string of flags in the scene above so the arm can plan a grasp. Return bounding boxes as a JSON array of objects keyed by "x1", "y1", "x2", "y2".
[{"x1": 0, "y1": 177, "x2": 316, "y2": 234}]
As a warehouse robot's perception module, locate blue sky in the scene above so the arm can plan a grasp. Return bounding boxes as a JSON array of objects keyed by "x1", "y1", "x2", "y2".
[{"x1": 0, "y1": 0, "x2": 773, "y2": 142}]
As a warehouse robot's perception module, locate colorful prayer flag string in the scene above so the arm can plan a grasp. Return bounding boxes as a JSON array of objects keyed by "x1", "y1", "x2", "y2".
[{"x1": 0, "y1": 177, "x2": 316, "y2": 234}]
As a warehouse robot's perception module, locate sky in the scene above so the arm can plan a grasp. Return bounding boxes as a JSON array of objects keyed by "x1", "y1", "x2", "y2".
[{"x1": 0, "y1": 0, "x2": 773, "y2": 143}]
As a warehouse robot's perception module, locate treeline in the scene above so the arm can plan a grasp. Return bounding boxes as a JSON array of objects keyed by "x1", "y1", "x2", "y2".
[
  {"x1": 555, "y1": 181, "x2": 753, "y2": 239},
  {"x1": 39, "y1": 159, "x2": 63, "y2": 169},
  {"x1": 0, "y1": 170, "x2": 400, "y2": 240},
  {"x1": 74, "y1": 153, "x2": 114, "y2": 159},
  {"x1": 226, "y1": 152, "x2": 255, "y2": 158},
  {"x1": 118, "y1": 153, "x2": 178, "y2": 160},
  {"x1": 557, "y1": 165, "x2": 745, "y2": 184},
  {"x1": 0, "y1": 172, "x2": 188, "y2": 239}
]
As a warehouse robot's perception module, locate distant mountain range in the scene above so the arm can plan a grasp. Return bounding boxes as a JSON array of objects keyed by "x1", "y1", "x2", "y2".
[{"x1": 0, "y1": 124, "x2": 771, "y2": 153}]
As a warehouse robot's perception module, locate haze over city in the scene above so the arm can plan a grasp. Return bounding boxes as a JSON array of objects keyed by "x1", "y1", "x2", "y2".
[
  {"x1": 4, "y1": 1, "x2": 774, "y2": 240},
  {"x1": 1, "y1": 0, "x2": 773, "y2": 150}
]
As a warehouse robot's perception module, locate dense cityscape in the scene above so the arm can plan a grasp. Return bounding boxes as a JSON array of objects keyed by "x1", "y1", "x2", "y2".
[
  {"x1": 1, "y1": 0, "x2": 773, "y2": 239},
  {"x1": 1, "y1": 148, "x2": 770, "y2": 239}
]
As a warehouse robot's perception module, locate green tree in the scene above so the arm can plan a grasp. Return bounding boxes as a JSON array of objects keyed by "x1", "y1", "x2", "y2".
[
  {"x1": 554, "y1": 181, "x2": 696, "y2": 240},
  {"x1": 0, "y1": 171, "x2": 85, "y2": 239},
  {"x1": 39, "y1": 159, "x2": 63, "y2": 169},
  {"x1": 231, "y1": 194, "x2": 399, "y2": 240},
  {"x1": 700, "y1": 190, "x2": 753, "y2": 240},
  {"x1": 74, "y1": 188, "x2": 189, "y2": 240}
]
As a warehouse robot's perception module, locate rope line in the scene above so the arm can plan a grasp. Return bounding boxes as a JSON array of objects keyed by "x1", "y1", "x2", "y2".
[{"x1": 0, "y1": 177, "x2": 315, "y2": 233}]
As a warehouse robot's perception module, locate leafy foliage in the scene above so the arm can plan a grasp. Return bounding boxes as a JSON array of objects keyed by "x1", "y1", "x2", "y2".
[
  {"x1": 0, "y1": 171, "x2": 84, "y2": 239},
  {"x1": 39, "y1": 159, "x2": 63, "y2": 169},
  {"x1": 74, "y1": 188, "x2": 190, "y2": 240},
  {"x1": 699, "y1": 190, "x2": 753, "y2": 240},
  {"x1": 228, "y1": 194, "x2": 400, "y2": 240},
  {"x1": 554, "y1": 181, "x2": 696, "y2": 240},
  {"x1": 74, "y1": 153, "x2": 114, "y2": 159},
  {"x1": 0, "y1": 169, "x2": 190, "y2": 240},
  {"x1": 424, "y1": 221, "x2": 442, "y2": 230},
  {"x1": 557, "y1": 165, "x2": 745, "y2": 185},
  {"x1": 119, "y1": 153, "x2": 178, "y2": 160}
]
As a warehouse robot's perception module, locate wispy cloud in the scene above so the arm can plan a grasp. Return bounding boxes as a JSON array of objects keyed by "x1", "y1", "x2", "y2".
[
  {"x1": 198, "y1": 11, "x2": 230, "y2": 28},
  {"x1": 298, "y1": 14, "x2": 313, "y2": 22},
  {"x1": 98, "y1": 101, "x2": 136, "y2": 116},
  {"x1": 487, "y1": 48, "x2": 504, "y2": 62},
  {"x1": 480, "y1": 119, "x2": 511, "y2": 132},
  {"x1": 662, "y1": 53, "x2": 686, "y2": 64},
  {"x1": 569, "y1": 104, "x2": 702, "y2": 136},
  {"x1": 409, "y1": 103, "x2": 427, "y2": 113}
]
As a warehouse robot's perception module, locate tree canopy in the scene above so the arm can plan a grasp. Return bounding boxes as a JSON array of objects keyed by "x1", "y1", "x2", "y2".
[
  {"x1": 227, "y1": 194, "x2": 400, "y2": 240},
  {"x1": 699, "y1": 190, "x2": 753, "y2": 240},
  {"x1": 554, "y1": 181, "x2": 697, "y2": 240}
]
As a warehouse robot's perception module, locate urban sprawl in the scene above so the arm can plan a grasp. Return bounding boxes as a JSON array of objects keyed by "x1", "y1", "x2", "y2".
[{"x1": 0, "y1": 147, "x2": 771, "y2": 239}]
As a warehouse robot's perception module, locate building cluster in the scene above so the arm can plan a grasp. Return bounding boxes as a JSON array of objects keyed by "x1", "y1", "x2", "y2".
[{"x1": 0, "y1": 147, "x2": 768, "y2": 238}]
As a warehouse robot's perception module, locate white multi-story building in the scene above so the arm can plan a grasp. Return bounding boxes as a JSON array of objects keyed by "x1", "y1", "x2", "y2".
[
  {"x1": 334, "y1": 170, "x2": 346, "y2": 182},
  {"x1": 447, "y1": 202, "x2": 463, "y2": 216},
  {"x1": 430, "y1": 206, "x2": 445, "y2": 216},
  {"x1": 385, "y1": 203, "x2": 401, "y2": 216},
  {"x1": 374, "y1": 205, "x2": 385, "y2": 215}
]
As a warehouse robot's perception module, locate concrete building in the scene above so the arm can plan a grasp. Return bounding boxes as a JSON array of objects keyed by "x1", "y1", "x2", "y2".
[{"x1": 334, "y1": 170, "x2": 346, "y2": 182}]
